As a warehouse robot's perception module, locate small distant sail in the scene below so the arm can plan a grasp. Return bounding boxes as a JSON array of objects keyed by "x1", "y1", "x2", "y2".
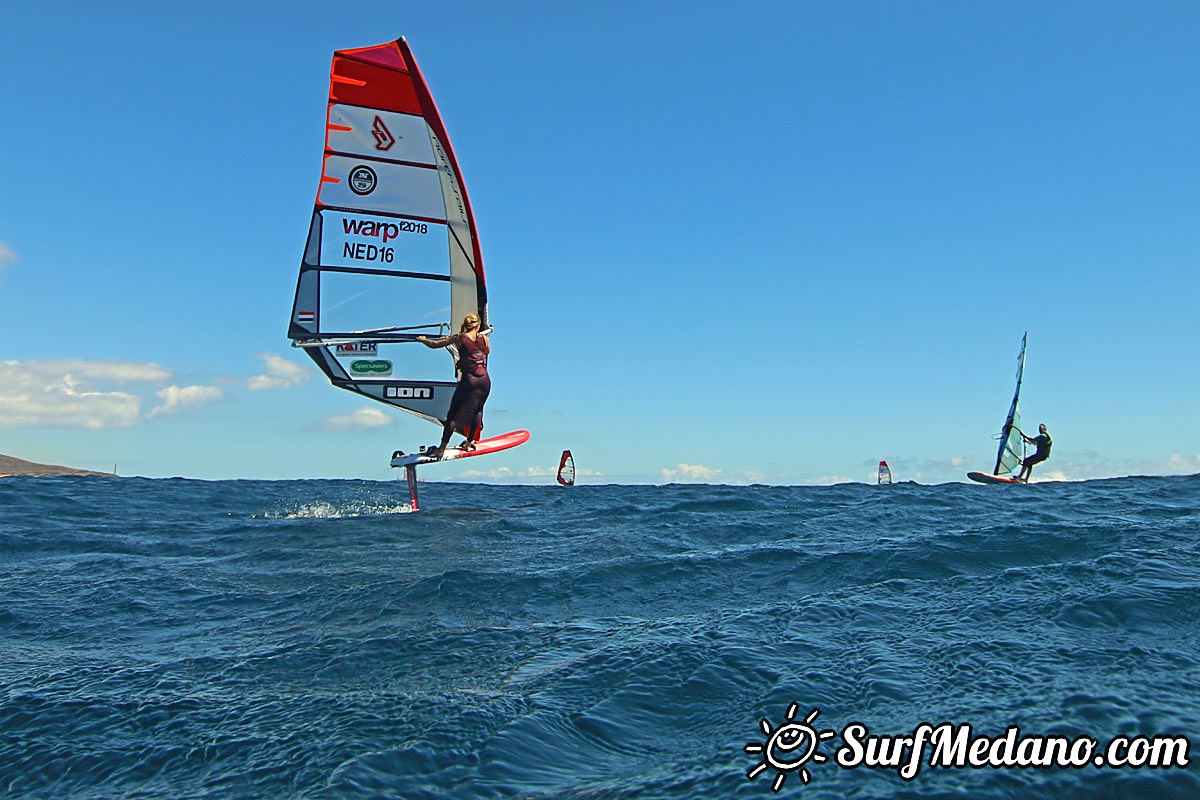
[
  {"x1": 556, "y1": 450, "x2": 575, "y2": 486},
  {"x1": 993, "y1": 332, "x2": 1028, "y2": 477},
  {"x1": 877, "y1": 461, "x2": 892, "y2": 485}
]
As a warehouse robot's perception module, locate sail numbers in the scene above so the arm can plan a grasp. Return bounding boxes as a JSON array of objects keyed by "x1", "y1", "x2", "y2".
[{"x1": 343, "y1": 242, "x2": 396, "y2": 263}]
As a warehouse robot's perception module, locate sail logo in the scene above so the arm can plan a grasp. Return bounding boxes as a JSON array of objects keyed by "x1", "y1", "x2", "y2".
[
  {"x1": 335, "y1": 342, "x2": 378, "y2": 357},
  {"x1": 385, "y1": 385, "x2": 433, "y2": 400},
  {"x1": 372, "y1": 116, "x2": 395, "y2": 151},
  {"x1": 348, "y1": 165, "x2": 377, "y2": 195},
  {"x1": 350, "y1": 359, "x2": 392, "y2": 375},
  {"x1": 341, "y1": 217, "x2": 429, "y2": 244}
]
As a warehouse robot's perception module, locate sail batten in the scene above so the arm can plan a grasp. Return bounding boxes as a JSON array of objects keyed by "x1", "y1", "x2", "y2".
[{"x1": 289, "y1": 38, "x2": 487, "y2": 427}]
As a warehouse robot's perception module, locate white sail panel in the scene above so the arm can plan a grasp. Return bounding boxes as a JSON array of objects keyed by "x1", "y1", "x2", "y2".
[
  {"x1": 318, "y1": 272, "x2": 448, "y2": 334},
  {"x1": 318, "y1": 156, "x2": 446, "y2": 218},
  {"x1": 318, "y1": 210, "x2": 448, "y2": 272},
  {"x1": 326, "y1": 105, "x2": 437, "y2": 165}
]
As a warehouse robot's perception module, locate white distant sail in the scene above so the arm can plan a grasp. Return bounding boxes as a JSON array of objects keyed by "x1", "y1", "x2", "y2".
[{"x1": 877, "y1": 461, "x2": 892, "y2": 485}]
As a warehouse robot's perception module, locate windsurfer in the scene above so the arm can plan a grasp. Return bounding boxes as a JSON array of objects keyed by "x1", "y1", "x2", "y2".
[
  {"x1": 417, "y1": 312, "x2": 490, "y2": 459},
  {"x1": 1015, "y1": 423, "x2": 1052, "y2": 483}
]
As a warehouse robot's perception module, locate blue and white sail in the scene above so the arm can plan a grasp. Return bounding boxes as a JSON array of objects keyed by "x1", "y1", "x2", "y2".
[{"x1": 992, "y1": 332, "x2": 1028, "y2": 476}]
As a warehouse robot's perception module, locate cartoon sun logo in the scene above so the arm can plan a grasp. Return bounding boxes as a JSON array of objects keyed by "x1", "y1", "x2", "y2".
[{"x1": 744, "y1": 703, "x2": 837, "y2": 791}]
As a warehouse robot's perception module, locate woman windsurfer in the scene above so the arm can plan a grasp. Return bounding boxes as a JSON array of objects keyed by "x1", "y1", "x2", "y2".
[{"x1": 417, "y1": 312, "x2": 490, "y2": 459}]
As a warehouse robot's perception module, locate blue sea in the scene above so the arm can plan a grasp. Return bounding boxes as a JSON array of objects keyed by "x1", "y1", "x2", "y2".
[{"x1": 1, "y1": 475, "x2": 1197, "y2": 799}]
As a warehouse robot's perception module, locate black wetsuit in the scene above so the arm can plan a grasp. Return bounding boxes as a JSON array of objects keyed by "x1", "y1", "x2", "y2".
[
  {"x1": 1023, "y1": 432, "x2": 1052, "y2": 467},
  {"x1": 446, "y1": 333, "x2": 490, "y2": 440}
]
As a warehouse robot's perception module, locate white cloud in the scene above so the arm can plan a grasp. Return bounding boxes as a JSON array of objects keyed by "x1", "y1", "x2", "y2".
[
  {"x1": 460, "y1": 466, "x2": 514, "y2": 479},
  {"x1": 0, "y1": 241, "x2": 17, "y2": 273},
  {"x1": 148, "y1": 385, "x2": 225, "y2": 417},
  {"x1": 804, "y1": 475, "x2": 859, "y2": 485},
  {"x1": 660, "y1": 463, "x2": 766, "y2": 484},
  {"x1": 245, "y1": 353, "x2": 311, "y2": 390},
  {"x1": 662, "y1": 463, "x2": 721, "y2": 481},
  {"x1": 0, "y1": 359, "x2": 174, "y2": 429},
  {"x1": 1163, "y1": 453, "x2": 1200, "y2": 473},
  {"x1": 877, "y1": 450, "x2": 1200, "y2": 484},
  {"x1": 7, "y1": 358, "x2": 173, "y2": 384},
  {"x1": 319, "y1": 406, "x2": 393, "y2": 431},
  {"x1": 519, "y1": 465, "x2": 604, "y2": 479},
  {"x1": 1033, "y1": 451, "x2": 1200, "y2": 482}
]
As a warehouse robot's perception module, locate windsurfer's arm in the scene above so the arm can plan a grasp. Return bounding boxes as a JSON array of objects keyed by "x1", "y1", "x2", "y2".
[{"x1": 417, "y1": 334, "x2": 456, "y2": 349}]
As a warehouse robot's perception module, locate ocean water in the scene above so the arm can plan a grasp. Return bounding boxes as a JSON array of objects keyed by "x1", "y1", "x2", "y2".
[{"x1": 1, "y1": 475, "x2": 1197, "y2": 799}]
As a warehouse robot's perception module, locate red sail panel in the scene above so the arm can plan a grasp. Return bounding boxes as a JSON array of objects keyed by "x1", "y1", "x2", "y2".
[{"x1": 330, "y1": 51, "x2": 421, "y2": 114}]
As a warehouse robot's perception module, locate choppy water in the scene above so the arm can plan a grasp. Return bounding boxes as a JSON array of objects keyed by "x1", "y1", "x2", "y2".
[{"x1": 1, "y1": 475, "x2": 1197, "y2": 799}]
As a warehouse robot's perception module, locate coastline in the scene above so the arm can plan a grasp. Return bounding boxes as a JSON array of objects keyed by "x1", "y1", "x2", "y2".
[{"x1": 0, "y1": 453, "x2": 114, "y2": 478}]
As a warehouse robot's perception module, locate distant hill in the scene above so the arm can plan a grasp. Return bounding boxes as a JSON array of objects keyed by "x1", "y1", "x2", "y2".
[{"x1": 0, "y1": 453, "x2": 114, "y2": 477}]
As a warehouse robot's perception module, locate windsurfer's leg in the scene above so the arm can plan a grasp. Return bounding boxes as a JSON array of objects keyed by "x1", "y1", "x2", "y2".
[
  {"x1": 428, "y1": 421, "x2": 455, "y2": 459},
  {"x1": 467, "y1": 376, "x2": 490, "y2": 447},
  {"x1": 1018, "y1": 453, "x2": 1044, "y2": 482}
]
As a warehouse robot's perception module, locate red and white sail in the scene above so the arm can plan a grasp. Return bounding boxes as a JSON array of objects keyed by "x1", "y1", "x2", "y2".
[
  {"x1": 557, "y1": 450, "x2": 576, "y2": 486},
  {"x1": 289, "y1": 38, "x2": 487, "y2": 427}
]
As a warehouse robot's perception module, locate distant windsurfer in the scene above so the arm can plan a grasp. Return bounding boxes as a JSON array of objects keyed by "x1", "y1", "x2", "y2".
[
  {"x1": 417, "y1": 312, "x2": 490, "y2": 459},
  {"x1": 1015, "y1": 423, "x2": 1052, "y2": 483}
]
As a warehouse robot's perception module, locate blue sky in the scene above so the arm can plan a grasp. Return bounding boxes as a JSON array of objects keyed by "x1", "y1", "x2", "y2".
[{"x1": 2, "y1": 0, "x2": 1198, "y2": 483}]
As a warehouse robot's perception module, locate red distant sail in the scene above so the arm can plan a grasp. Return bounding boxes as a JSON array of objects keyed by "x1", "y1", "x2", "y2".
[{"x1": 557, "y1": 450, "x2": 576, "y2": 486}]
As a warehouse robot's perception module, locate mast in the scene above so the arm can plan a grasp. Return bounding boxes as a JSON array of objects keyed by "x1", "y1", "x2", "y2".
[{"x1": 992, "y1": 332, "x2": 1028, "y2": 475}]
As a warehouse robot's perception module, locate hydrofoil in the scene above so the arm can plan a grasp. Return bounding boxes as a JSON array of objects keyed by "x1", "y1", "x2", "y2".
[{"x1": 390, "y1": 430, "x2": 530, "y2": 510}]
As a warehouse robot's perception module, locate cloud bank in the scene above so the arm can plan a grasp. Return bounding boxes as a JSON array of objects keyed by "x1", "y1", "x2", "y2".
[
  {"x1": 0, "y1": 359, "x2": 173, "y2": 429},
  {"x1": 0, "y1": 358, "x2": 225, "y2": 429},
  {"x1": 148, "y1": 385, "x2": 225, "y2": 418},
  {"x1": 0, "y1": 241, "x2": 17, "y2": 274},
  {"x1": 245, "y1": 353, "x2": 311, "y2": 390},
  {"x1": 660, "y1": 463, "x2": 766, "y2": 484},
  {"x1": 318, "y1": 406, "x2": 393, "y2": 431}
]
